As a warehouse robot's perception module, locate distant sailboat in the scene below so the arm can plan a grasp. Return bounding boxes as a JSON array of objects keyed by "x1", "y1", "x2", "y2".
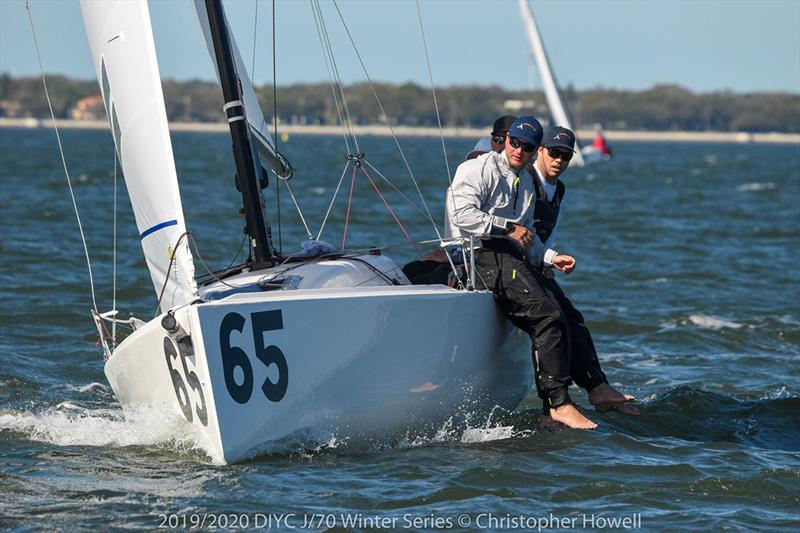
[{"x1": 518, "y1": 0, "x2": 608, "y2": 165}]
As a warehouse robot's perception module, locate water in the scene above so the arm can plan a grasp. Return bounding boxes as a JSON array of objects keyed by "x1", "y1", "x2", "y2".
[{"x1": 1, "y1": 128, "x2": 799, "y2": 531}]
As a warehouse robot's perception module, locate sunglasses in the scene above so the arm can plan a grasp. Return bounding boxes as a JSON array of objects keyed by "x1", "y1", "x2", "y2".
[
  {"x1": 491, "y1": 135, "x2": 506, "y2": 144},
  {"x1": 508, "y1": 136, "x2": 537, "y2": 153},
  {"x1": 547, "y1": 147, "x2": 573, "y2": 161}
]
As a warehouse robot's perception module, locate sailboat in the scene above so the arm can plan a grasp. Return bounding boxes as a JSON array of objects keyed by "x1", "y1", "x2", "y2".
[
  {"x1": 80, "y1": 0, "x2": 531, "y2": 463},
  {"x1": 518, "y1": 0, "x2": 609, "y2": 166}
]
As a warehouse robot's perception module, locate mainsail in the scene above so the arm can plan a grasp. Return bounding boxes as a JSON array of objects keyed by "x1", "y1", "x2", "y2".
[
  {"x1": 193, "y1": 0, "x2": 292, "y2": 180},
  {"x1": 518, "y1": 0, "x2": 586, "y2": 167},
  {"x1": 80, "y1": 0, "x2": 197, "y2": 311}
]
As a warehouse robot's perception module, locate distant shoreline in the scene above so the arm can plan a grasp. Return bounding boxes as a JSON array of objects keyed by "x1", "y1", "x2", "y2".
[{"x1": 1, "y1": 117, "x2": 798, "y2": 144}]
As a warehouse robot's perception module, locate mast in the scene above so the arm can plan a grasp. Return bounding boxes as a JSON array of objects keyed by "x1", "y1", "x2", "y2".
[
  {"x1": 205, "y1": 0, "x2": 273, "y2": 265},
  {"x1": 518, "y1": 0, "x2": 585, "y2": 166}
]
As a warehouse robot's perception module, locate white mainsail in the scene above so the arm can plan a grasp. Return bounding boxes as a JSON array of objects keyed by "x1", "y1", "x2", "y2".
[
  {"x1": 192, "y1": 0, "x2": 292, "y2": 179},
  {"x1": 80, "y1": 0, "x2": 197, "y2": 312},
  {"x1": 518, "y1": 0, "x2": 586, "y2": 167}
]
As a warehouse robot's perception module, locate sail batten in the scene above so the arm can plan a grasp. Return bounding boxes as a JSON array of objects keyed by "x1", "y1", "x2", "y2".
[
  {"x1": 80, "y1": 0, "x2": 197, "y2": 312},
  {"x1": 518, "y1": 0, "x2": 585, "y2": 167}
]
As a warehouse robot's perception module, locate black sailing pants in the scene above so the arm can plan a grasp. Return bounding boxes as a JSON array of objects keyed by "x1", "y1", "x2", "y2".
[{"x1": 475, "y1": 239, "x2": 607, "y2": 410}]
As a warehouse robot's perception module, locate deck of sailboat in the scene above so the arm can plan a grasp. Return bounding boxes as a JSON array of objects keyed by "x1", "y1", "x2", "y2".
[{"x1": 196, "y1": 252, "x2": 463, "y2": 300}]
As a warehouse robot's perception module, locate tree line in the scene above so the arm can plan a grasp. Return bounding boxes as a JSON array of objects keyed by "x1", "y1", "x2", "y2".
[{"x1": 1, "y1": 73, "x2": 798, "y2": 133}]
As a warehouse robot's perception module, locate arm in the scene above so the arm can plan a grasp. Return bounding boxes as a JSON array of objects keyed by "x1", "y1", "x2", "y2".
[
  {"x1": 448, "y1": 160, "x2": 508, "y2": 236},
  {"x1": 541, "y1": 199, "x2": 561, "y2": 266},
  {"x1": 543, "y1": 198, "x2": 576, "y2": 273}
]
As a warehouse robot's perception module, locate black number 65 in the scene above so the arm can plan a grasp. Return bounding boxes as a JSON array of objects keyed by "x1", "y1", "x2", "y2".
[
  {"x1": 219, "y1": 310, "x2": 289, "y2": 404},
  {"x1": 163, "y1": 337, "x2": 208, "y2": 426}
]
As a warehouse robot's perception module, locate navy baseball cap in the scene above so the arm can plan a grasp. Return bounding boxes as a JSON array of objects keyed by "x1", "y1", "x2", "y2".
[
  {"x1": 542, "y1": 126, "x2": 576, "y2": 151},
  {"x1": 491, "y1": 114, "x2": 517, "y2": 135},
  {"x1": 507, "y1": 116, "x2": 543, "y2": 146}
]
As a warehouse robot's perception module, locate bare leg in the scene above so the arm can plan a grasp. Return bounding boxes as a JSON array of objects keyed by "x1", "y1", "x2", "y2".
[
  {"x1": 548, "y1": 403, "x2": 598, "y2": 429},
  {"x1": 588, "y1": 383, "x2": 639, "y2": 415}
]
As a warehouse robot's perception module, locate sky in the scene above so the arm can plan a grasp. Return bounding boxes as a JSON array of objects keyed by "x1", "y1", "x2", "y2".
[{"x1": 1, "y1": 0, "x2": 799, "y2": 94}]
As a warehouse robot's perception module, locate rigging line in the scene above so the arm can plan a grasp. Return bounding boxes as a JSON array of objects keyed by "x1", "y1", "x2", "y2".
[
  {"x1": 313, "y1": 0, "x2": 355, "y2": 147},
  {"x1": 310, "y1": 0, "x2": 351, "y2": 153},
  {"x1": 415, "y1": 0, "x2": 467, "y2": 277},
  {"x1": 188, "y1": 233, "x2": 238, "y2": 290},
  {"x1": 344, "y1": 237, "x2": 462, "y2": 255},
  {"x1": 360, "y1": 166, "x2": 422, "y2": 257},
  {"x1": 225, "y1": 236, "x2": 248, "y2": 271},
  {"x1": 281, "y1": 178, "x2": 313, "y2": 239},
  {"x1": 25, "y1": 1, "x2": 98, "y2": 313},
  {"x1": 341, "y1": 164, "x2": 358, "y2": 251},
  {"x1": 112, "y1": 151, "x2": 118, "y2": 349},
  {"x1": 363, "y1": 158, "x2": 463, "y2": 288},
  {"x1": 272, "y1": 0, "x2": 282, "y2": 253},
  {"x1": 362, "y1": 159, "x2": 436, "y2": 226},
  {"x1": 343, "y1": 254, "x2": 396, "y2": 285},
  {"x1": 251, "y1": 0, "x2": 259, "y2": 79},
  {"x1": 330, "y1": 0, "x2": 439, "y2": 238},
  {"x1": 263, "y1": 2, "x2": 312, "y2": 247},
  {"x1": 317, "y1": 159, "x2": 352, "y2": 240},
  {"x1": 415, "y1": 0, "x2": 453, "y2": 195},
  {"x1": 154, "y1": 231, "x2": 190, "y2": 316},
  {"x1": 311, "y1": 2, "x2": 348, "y2": 143},
  {"x1": 338, "y1": 238, "x2": 464, "y2": 289},
  {"x1": 313, "y1": 0, "x2": 359, "y2": 153}
]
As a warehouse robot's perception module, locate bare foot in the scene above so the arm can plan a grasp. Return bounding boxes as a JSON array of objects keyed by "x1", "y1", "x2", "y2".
[
  {"x1": 588, "y1": 383, "x2": 639, "y2": 415},
  {"x1": 549, "y1": 403, "x2": 598, "y2": 429},
  {"x1": 538, "y1": 414, "x2": 567, "y2": 431}
]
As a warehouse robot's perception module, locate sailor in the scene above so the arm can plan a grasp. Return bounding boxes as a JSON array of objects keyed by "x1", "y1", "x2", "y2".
[
  {"x1": 466, "y1": 136, "x2": 493, "y2": 160},
  {"x1": 445, "y1": 118, "x2": 637, "y2": 429},
  {"x1": 592, "y1": 123, "x2": 612, "y2": 157},
  {"x1": 489, "y1": 114, "x2": 518, "y2": 153}
]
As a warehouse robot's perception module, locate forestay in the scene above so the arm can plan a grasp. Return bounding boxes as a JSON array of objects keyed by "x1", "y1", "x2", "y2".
[
  {"x1": 518, "y1": 0, "x2": 585, "y2": 167},
  {"x1": 80, "y1": 0, "x2": 197, "y2": 312},
  {"x1": 193, "y1": 0, "x2": 292, "y2": 179}
]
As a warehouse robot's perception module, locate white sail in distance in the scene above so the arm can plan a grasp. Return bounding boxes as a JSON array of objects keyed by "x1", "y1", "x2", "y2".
[
  {"x1": 518, "y1": 0, "x2": 585, "y2": 167},
  {"x1": 81, "y1": 0, "x2": 197, "y2": 312},
  {"x1": 193, "y1": 0, "x2": 292, "y2": 179}
]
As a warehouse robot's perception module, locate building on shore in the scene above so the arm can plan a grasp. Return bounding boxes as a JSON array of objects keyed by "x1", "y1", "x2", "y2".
[{"x1": 70, "y1": 95, "x2": 105, "y2": 121}]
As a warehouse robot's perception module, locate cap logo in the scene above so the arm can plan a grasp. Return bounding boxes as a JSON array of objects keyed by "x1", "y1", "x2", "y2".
[
  {"x1": 516, "y1": 122, "x2": 537, "y2": 131},
  {"x1": 554, "y1": 132, "x2": 570, "y2": 140}
]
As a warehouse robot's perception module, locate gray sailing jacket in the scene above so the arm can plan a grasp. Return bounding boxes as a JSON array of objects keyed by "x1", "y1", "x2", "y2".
[{"x1": 444, "y1": 151, "x2": 560, "y2": 267}]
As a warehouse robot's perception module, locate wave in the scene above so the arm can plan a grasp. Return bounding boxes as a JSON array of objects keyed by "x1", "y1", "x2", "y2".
[
  {"x1": 604, "y1": 386, "x2": 800, "y2": 452},
  {"x1": 58, "y1": 382, "x2": 111, "y2": 394},
  {"x1": 660, "y1": 313, "x2": 747, "y2": 331},
  {"x1": 4, "y1": 382, "x2": 797, "y2": 464},
  {"x1": 687, "y1": 314, "x2": 745, "y2": 330},
  {"x1": 237, "y1": 406, "x2": 537, "y2": 461},
  {"x1": 736, "y1": 182, "x2": 776, "y2": 192},
  {"x1": 0, "y1": 402, "x2": 217, "y2": 461}
]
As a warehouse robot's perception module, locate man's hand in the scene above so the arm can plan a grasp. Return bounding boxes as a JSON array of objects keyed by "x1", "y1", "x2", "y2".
[
  {"x1": 553, "y1": 253, "x2": 576, "y2": 273},
  {"x1": 507, "y1": 224, "x2": 533, "y2": 248}
]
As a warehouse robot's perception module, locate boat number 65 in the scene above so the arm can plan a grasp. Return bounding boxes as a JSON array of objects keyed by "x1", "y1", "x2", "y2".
[
  {"x1": 163, "y1": 337, "x2": 209, "y2": 427},
  {"x1": 219, "y1": 310, "x2": 289, "y2": 404}
]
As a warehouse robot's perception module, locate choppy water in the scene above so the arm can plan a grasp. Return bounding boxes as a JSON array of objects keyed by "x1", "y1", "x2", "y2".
[{"x1": 1, "y1": 128, "x2": 799, "y2": 531}]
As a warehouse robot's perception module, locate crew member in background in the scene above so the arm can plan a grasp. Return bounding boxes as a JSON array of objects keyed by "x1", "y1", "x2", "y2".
[
  {"x1": 490, "y1": 114, "x2": 517, "y2": 153},
  {"x1": 592, "y1": 123, "x2": 611, "y2": 157},
  {"x1": 466, "y1": 136, "x2": 493, "y2": 160},
  {"x1": 445, "y1": 118, "x2": 637, "y2": 429}
]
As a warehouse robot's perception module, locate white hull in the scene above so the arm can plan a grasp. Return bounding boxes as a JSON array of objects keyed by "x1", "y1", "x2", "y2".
[{"x1": 106, "y1": 257, "x2": 531, "y2": 463}]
